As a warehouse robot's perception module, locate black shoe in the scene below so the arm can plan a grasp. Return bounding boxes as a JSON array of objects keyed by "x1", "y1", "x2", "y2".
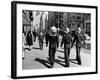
[
  {"x1": 76, "y1": 58, "x2": 81, "y2": 65},
  {"x1": 76, "y1": 58, "x2": 81, "y2": 64},
  {"x1": 65, "y1": 63, "x2": 70, "y2": 67},
  {"x1": 50, "y1": 63, "x2": 54, "y2": 68},
  {"x1": 76, "y1": 58, "x2": 78, "y2": 61},
  {"x1": 22, "y1": 57, "x2": 25, "y2": 60},
  {"x1": 78, "y1": 61, "x2": 81, "y2": 65}
]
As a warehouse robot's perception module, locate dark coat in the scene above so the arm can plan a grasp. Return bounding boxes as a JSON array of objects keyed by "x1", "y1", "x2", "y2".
[
  {"x1": 26, "y1": 31, "x2": 33, "y2": 46},
  {"x1": 46, "y1": 33, "x2": 59, "y2": 48},
  {"x1": 63, "y1": 32, "x2": 73, "y2": 49},
  {"x1": 72, "y1": 32, "x2": 86, "y2": 47}
]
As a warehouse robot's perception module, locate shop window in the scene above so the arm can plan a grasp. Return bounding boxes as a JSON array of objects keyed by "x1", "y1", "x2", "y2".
[{"x1": 77, "y1": 16, "x2": 81, "y2": 20}]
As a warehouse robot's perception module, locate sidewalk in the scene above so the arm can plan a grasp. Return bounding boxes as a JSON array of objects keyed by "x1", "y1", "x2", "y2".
[{"x1": 22, "y1": 40, "x2": 91, "y2": 69}]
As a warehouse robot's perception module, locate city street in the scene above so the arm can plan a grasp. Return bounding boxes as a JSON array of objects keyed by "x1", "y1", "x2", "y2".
[{"x1": 22, "y1": 38, "x2": 91, "y2": 70}]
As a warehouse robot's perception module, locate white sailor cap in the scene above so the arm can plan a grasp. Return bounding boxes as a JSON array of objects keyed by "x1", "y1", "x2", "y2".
[
  {"x1": 78, "y1": 28, "x2": 81, "y2": 32},
  {"x1": 51, "y1": 26, "x2": 57, "y2": 32},
  {"x1": 65, "y1": 28, "x2": 69, "y2": 32}
]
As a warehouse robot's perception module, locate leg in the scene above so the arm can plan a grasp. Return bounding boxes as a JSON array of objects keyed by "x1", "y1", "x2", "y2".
[
  {"x1": 41, "y1": 41, "x2": 43, "y2": 50},
  {"x1": 68, "y1": 48, "x2": 70, "y2": 58},
  {"x1": 39, "y1": 41, "x2": 41, "y2": 48},
  {"x1": 60, "y1": 38, "x2": 64, "y2": 47},
  {"x1": 64, "y1": 48, "x2": 69, "y2": 67},
  {"x1": 52, "y1": 47, "x2": 56, "y2": 64},
  {"x1": 50, "y1": 48, "x2": 56, "y2": 67},
  {"x1": 34, "y1": 36, "x2": 36, "y2": 42},
  {"x1": 39, "y1": 41, "x2": 42, "y2": 49},
  {"x1": 22, "y1": 47, "x2": 25, "y2": 60},
  {"x1": 49, "y1": 47, "x2": 54, "y2": 67},
  {"x1": 76, "y1": 46, "x2": 81, "y2": 65}
]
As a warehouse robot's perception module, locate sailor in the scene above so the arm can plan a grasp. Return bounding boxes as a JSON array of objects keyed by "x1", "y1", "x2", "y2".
[
  {"x1": 71, "y1": 28, "x2": 87, "y2": 65},
  {"x1": 63, "y1": 28, "x2": 73, "y2": 67},
  {"x1": 46, "y1": 26, "x2": 59, "y2": 67}
]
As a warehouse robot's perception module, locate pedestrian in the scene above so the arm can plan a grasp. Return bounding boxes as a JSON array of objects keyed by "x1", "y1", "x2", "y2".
[
  {"x1": 71, "y1": 28, "x2": 87, "y2": 65},
  {"x1": 26, "y1": 28, "x2": 33, "y2": 48},
  {"x1": 63, "y1": 28, "x2": 73, "y2": 67},
  {"x1": 38, "y1": 31, "x2": 44, "y2": 50},
  {"x1": 46, "y1": 26, "x2": 59, "y2": 68},
  {"x1": 32, "y1": 28, "x2": 37, "y2": 42}
]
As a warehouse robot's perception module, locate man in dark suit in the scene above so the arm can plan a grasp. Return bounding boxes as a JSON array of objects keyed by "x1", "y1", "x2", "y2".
[
  {"x1": 46, "y1": 26, "x2": 59, "y2": 68},
  {"x1": 71, "y1": 28, "x2": 87, "y2": 65},
  {"x1": 38, "y1": 32, "x2": 44, "y2": 50},
  {"x1": 63, "y1": 28, "x2": 73, "y2": 67}
]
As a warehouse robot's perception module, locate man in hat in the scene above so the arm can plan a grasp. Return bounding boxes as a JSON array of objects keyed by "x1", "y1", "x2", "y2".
[
  {"x1": 46, "y1": 26, "x2": 59, "y2": 67},
  {"x1": 63, "y1": 28, "x2": 73, "y2": 67},
  {"x1": 71, "y1": 28, "x2": 86, "y2": 65}
]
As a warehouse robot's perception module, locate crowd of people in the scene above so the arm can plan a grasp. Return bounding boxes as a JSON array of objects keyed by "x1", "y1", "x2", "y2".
[{"x1": 22, "y1": 26, "x2": 87, "y2": 68}]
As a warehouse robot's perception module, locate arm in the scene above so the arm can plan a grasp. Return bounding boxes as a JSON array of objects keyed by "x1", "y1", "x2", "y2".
[
  {"x1": 31, "y1": 32, "x2": 34, "y2": 42},
  {"x1": 70, "y1": 33, "x2": 73, "y2": 44},
  {"x1": 57, "y1": 36, "x2": 59, "y2": 48},
  {"x1": 82, "y1": 35, "x2": 87, "y2": 48},
  {"x1": 46, "y1": 33, "x2": 50, "y2": 47},
  {"x1": 82, "y1": 33, "x2": 86, "y2": 46},
  {"x1": 71, "y1": 34, "x2": 76, "y2": 48}
]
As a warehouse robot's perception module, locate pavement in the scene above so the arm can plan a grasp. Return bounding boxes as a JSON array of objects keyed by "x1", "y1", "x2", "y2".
[{"x1": 22, "y1": 38, "x2": 91, "y2": 70}]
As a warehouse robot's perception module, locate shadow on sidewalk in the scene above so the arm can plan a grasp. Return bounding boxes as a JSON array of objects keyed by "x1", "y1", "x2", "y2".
[
  {"x1": 54, "y1": 59, "x2": 66, "y2": 67},
  {"x1": 58, "y1": 56, "x2": 79, "y2": 65},
  {"x1": 47, "y1": 57, "x2": 67, "y2": 67},
  {"x1": 32, "y1": 47, "x2": 40, "y2": 50},
  {"x1": 24, "y1": 48, "x2": 31, "y2": 51},
  {"x1": 69, "y1": 59, "x2": 79, "y2": 65},
  {"x1": 57, "y1": 50, "x2": 64, "y2": 53},
  {"x1": 34, "y1": 58, "x2": 52, "y2": 68}
]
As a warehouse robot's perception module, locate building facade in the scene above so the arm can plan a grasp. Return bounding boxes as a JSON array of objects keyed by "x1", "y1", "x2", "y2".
[
  {"x1": 22, "y1": 10, "x2": 32, "y2": 34},
  {"x1": 48, "y1": 12, "x2": 64, "y2": 30},
  {"x1": 23, "y1": 10, "x2": 48, "y2": 33},
  {"x1": 84, "y1": 13, "x2": 91, "y2": 36},
  {"x1": 48, "y1": 11, "x2": 56, "y2": 30},
  {"x1": 63, "y1": 12, "x2": 91, "y2": 36}
]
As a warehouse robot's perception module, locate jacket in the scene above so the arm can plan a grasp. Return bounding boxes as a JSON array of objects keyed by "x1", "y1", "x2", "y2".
[
  {"x1": 63, "y1": 32, "x2": 73, "y2": 49},
  {"x1": 72, "y1": 32, "x2": 86, "y2": 47},
  {"x1": 46, "y1": 33, "x2": 59, "y2": 48}
]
